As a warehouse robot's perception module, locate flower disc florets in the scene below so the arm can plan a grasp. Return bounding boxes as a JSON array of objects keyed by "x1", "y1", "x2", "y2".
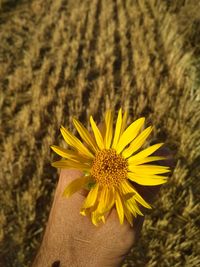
[{"x1": 91, "y1": 149, "x2": 128, "y2": 186}]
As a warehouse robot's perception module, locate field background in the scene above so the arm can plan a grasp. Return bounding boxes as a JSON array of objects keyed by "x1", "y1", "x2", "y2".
[{"x1": 0, "y1": 0, "x2": 200, "y2": 266}]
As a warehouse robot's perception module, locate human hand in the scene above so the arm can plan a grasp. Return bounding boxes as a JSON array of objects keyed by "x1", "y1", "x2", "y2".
[
  {"x1": 32, "y1": 168, "x2": 145, "y2": 267},
  {"x1": 33, "y1": 169, "x2": 143, "y2": 267},
  {"x1": 32, "y1": 148, "x2": 173, "y2": 267}
]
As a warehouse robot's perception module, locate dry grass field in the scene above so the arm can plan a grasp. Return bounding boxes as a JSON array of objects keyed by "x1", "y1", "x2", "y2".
[{"x1": 0, "y1": 0, "x2": 200, "y2": 266}]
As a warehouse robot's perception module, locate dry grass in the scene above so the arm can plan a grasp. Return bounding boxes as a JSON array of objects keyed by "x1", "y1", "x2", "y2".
[{"x1": 0, "y1": 0, "x2": 200, "y2": 266}]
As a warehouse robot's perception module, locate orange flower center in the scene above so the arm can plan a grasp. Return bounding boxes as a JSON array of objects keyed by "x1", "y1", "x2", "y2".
[{"x1": 91, "y1": 149, "x2": 128, "y2": 186}]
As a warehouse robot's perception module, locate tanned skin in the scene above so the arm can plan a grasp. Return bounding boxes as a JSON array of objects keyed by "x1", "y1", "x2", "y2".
[
  {"x1": 32, "y1": 169, "x2": 144, "y2": 267},
  {"x1": 32, "y1": 149, "x2": 173, "y2": 267}
]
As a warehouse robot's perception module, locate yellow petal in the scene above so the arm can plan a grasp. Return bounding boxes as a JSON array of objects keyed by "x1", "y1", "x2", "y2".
[
  {"x1": 128, "y1": 143, "x2": 164, "y2": 164},
  {"x1": 128, "y1": 165, "x2": 170, "y2": 175},
  {"x1": 60, "y1": 126, "x2": 94, "y2": 158},
  {"x1": 122, "y1": 180, "x2": 151, "y2": 209},
  {"x1": 120, "y1": 181, "x2": 135, "y2": 200},
  {"x1": 96, "y1": 186, "x2": 115, "y2": 215},
  {"x1": 127, "y1": 172, "x2": 167, "y2": 185},
  {"x1": 115, "y1": 191, "x2": 124, "y2": 224},
  {"x1": 62, "y1": 176, "x2": 90, "y2": 197},
  {"x1": 104, "y1": 110, "x2": 113, "y2": 149},
  {"x1": 105, "y1": 186, "x2": 115, "y2": 212},
  {"x1": 100, "y1": 122, "x2": 106, "y2": 139},
  {"x1": 91, "y1": 213, "x2": 105, "y2": 226},
  {"x1": 50, "y1": 145, "x2": 91, "y2": 163},
  {"x1": 51, "y1": 160, "x2": 90, "y2": 170},
  {"x1": 123, "y1": 204, "x2": 133, "y2": 225},
  {"x1": 122, "y1": 126, "x2": 153, "y2": 158},
  {"x1": 91, "y1": 210, "x2": 100, "y2": 226},
  {"x1": 131, "y1": 156, "x2": 166, "y2": 165},
  {"x1": 51, "y1": 145, "x2": 76, "y2": 159},
  {"x1": 101, "y1": 215, "x2": 105, "y2": 224},
  {"x1": 112, "y1": 108, "x2": 122, "y2": 149},
  {"x1": 82, "y1": 183, "x2": 99, "y2": 209},
  {"x1": 116, "y1": 118, "x2": 145, "y2": 154},
  {"x1": 126, "y1": 201, "x2": 137, "y2": 217},
  {"x1": 90, "y1": 116, "x2": 104, "y2": 150},
  {"x1": 96, "y1": 187, "x2": 108, "y2": 214},
  {"x1": 91, "y1": 213, "x2": 98, "y2": 226},
  {"x1": 134, "y1": 193, "x2": 152, "y2": 209},
  {"x1": 73, "y1": 118, "x2": 98, "y2": 153},
  {"x1": 126, "y1": 198, "x2": 143, "y2": 216},
  {"x1": 90, "y1": 200, "x2": 106, "y2": 226},
  {"x1": 121, "y1": 110, "x2": 128, "y2": 135},
  {"x1": 80, "y1": 209, "x2": 87, "y2": 216}
]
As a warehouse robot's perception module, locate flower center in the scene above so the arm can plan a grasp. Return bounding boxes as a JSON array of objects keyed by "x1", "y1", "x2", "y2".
[{"x1": 91, "y1": 149, "x2": 128, "y2": 186}]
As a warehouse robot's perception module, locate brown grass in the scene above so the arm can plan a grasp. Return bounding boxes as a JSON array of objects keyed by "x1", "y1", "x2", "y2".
[{"x1": 0, "y1": 0, "x2": 200, "y2": 266}]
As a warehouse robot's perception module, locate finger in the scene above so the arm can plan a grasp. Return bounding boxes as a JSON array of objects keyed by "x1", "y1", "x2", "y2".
[
  {"x1": 59, "y1": 169, "x2": 82, "y2": 186},
  {"x1": 58, "y1": 169, "x2": 89, "y2": 198}
]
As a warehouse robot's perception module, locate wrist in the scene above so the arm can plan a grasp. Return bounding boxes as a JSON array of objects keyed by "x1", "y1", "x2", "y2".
[
  {"x1": 33, "y1": 236, "x2": 121, "y2": 267},
  {"x1": 32, "y1": 170, "x2": 128, "y2": 267}
]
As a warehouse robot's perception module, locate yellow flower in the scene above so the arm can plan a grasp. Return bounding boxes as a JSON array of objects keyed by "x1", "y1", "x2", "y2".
[{"x1": 51, "y1": 109, "x2": 170, "y2": 226}]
